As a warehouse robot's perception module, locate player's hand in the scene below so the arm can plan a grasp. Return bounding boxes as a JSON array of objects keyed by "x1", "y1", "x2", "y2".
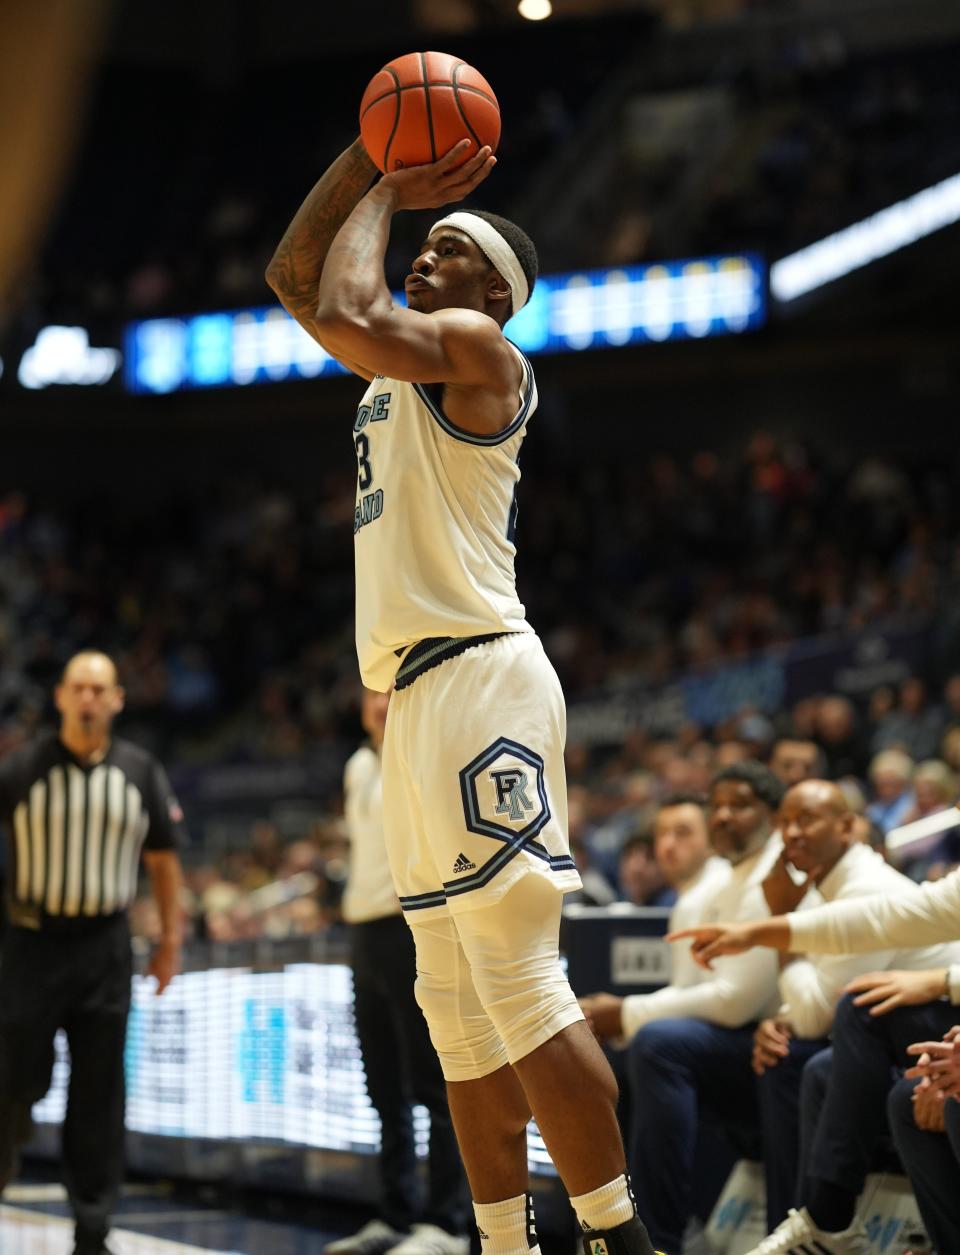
[
  {"x1": 912, "y1": 1083, "x2": 947, "y2": 1132},
  {"x1": 752, "y1": 1018, "x2": 792, "y2": 1076},
  {"x1": 762, "y1": 849, "x2": 820, "y2": 915},
  {"x1": 846, "y1": 968, "x2": 949, "y2": 1017},
  {"x1": 667, "y1": 922, "x2": 755, "y2": 970},
  {"x1": 147, "y1": 938, "x2": 181, "y2": 995},
  {"x1": 579, "y1": 993, "x2": 625, "y2": 1043},
  {"x1": 377, "y1": 140, "x2": 496, "y2": 211},
  {"x1": 905, "y1": 1033, "x2": 960, "y2": 1100}
]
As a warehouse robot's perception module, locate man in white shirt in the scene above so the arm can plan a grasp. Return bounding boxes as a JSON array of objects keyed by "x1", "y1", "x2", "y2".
[
  {"x1": 671, "y1": 803, "x2": 960, "y2": 1255},
  {"x1": 747, "y1": 780, "x2": 960, "y2": 1235},
  {"x1": 329, "y1": 689, "x2": 468, "y2": 1255},
  {"x1": 581, "y1": 763, "x2": 785, "y2": 1255},
  {"x1": 579, "y1": 792, "x2": 730, "y2": 1035}
]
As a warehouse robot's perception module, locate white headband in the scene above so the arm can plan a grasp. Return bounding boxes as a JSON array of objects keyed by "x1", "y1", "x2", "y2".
[{"x1": 430, "y1": 211, "x2": 529, "y2": 313}]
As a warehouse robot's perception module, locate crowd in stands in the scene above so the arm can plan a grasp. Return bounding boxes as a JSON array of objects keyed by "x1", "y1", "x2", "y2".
[
  {"x1": 121, "y1": 693, "x2": 960, "y2": 949},
  {"x1": 3, "y1": 431, "x2": 959, "y2": 768},
  {"x1": 599, "y1": 30, "x2": 960, "y2": 273},
  {"x1": 691, "y1": 35, "x2": 960, "y2": 263}
]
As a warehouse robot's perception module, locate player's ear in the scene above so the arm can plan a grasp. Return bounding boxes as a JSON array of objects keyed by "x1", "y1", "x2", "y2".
[
  {"x1": 111, "y1": 685, "x2": 126, "y2": 716},
  {"x1": 487, "y1": 269, "x2": 511, "y2": 305}
]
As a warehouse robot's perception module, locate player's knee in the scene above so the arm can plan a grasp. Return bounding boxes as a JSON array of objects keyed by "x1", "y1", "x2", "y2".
[
  {"x1": 414, "y1": 968, "x2": 508, "y2": 1081},
  {"x1": 470, "y1": 951, "x2": 582, "y2": 1065}
]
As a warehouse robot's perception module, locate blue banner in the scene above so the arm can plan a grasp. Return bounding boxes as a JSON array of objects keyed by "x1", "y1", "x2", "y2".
[{"x1": 123, "y1": 253, "x2": 766, "y2": 394}]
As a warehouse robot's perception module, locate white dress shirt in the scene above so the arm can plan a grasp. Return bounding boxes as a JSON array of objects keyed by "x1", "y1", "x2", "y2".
[
  {"x1": 789, "y1": 858, "x2": 960, "y2": 1005},
  {"x1": 667, "y1": 856, "x2": 733, "y2": 989},
  {"x1": 778, "y1": 843, "x2": 960, "y2": 1038},
  {"x1": 620, "y1": 834, "x2": 783, "y2": 1040}
]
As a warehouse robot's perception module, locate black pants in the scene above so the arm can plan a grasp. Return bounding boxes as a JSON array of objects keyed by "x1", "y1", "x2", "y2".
[
  {"x1": 351, "y1": 915, "x2": 466, "y2": 1234},
  {"x1": 888, "y1": 1075, "x2": 960, "y2": 1254},
  {"x1": 809, "y1": 993, "x2": 958, "y2": 1200},
  {"x1": 0, "y1": 914, "x2": 131, "y2": 1249},
  {"x1": 755, "y1": 1037, "x2": 831, "y2": 1230}
]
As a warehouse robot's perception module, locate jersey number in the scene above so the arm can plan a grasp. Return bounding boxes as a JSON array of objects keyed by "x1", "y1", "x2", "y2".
[{"x1": 355, "y1": 433, "x2": 373, "y2": 489}]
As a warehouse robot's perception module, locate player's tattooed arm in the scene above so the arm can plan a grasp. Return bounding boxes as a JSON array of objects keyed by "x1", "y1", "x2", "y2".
[
  {"x1": 266, "y1": 138, "x2": 378, "y2": 375},
  {"x1": 314, "y1": 144, "x2": 506, "y2": 388}
]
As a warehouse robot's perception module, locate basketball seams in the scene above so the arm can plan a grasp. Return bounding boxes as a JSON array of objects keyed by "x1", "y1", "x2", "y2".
[
  {"x1": 380, "y1": 67, "x2": 402, "y2": 173},
  {"x1": 451, "y1": 61, "x2": 482, "y2": 150},
  {"x1": 360, "y1": 82, "x2": 497, "y2": 117},
  {"x1": 359, "y1": 52, "x2": 499, "y2": 173},
  {"x1": 419, "y1": 51, "x2": 437, "y2": 163}
]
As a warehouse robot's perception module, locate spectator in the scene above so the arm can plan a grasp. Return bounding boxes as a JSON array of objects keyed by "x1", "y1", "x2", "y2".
[
  {"x1": 580, "y1": 793, "x2": 730, "y2": 1030},
  {"x1": 865, "y1": 748, "x2": 915, "y2": 835},
  {"x1": 890, "y1": 759, "x2": 960, "y2": 881},
  {"x1": 942, "y1": 673, "x2": 960, "y2": 737},
  {"x1": 587, "y1": 763, "x2": 785, "y2": 1255},
  {"x1": 750, "y1": 779, "x2": 960, "y2": 1233},
  {"x1": 665, "y1": 849, "x2": 960, "y2": 1251},
  {"x1": 870, "y1": 677, "x2": 945, "y2": 761},
  {"x1": 617, "y1": 833, "x2": 677, "y2": 909},
  {"x1": 814, "y1": 697, "x2": 866, "y2": 780},
  {"x1": 768, "y1": 738, "x2": 824, "y2": 788},
  {"x1": 889, "y1": 1022, "x2": 960, "y2": 1255}
]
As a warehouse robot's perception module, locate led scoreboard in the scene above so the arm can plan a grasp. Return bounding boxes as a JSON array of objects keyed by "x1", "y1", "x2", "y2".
[
  {"x1": 32, "y1": 955, "x2": 555, "y2": 1175},
  {"x1": 124, "y1": 254, "x2": 766, "y2": 394}
]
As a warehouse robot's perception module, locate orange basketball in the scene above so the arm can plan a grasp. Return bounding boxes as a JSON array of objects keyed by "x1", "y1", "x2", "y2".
[{"x1": 359, "y1": 51, "x2": 500, "y2": 174}]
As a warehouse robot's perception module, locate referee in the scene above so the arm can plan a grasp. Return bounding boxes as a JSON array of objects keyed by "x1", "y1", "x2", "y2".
[{"x1": 0, "y1": 650, "x2": 186, "y2": 1255}]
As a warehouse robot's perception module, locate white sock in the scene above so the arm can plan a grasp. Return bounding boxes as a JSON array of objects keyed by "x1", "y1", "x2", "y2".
[
  {"x1": 473, "y1": 1192, "x2": 539, "y2": 1255},
  {"x1": 569, "y1": 1174, "x2": 636, "y2": 1232}
]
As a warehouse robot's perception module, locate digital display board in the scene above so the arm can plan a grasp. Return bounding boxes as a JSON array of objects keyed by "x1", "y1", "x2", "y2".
[
  {"x1": 32, "y1": 961, "x2": 555, "y2": 1173},
  {"x1": 124, "y1": 254, "x2": 766, "y2": 394}
]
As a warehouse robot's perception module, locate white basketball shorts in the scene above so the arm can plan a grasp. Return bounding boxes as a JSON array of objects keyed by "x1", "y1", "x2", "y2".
[{"x1": 381, "y1": 631, "x2": 582, "y2": 918}]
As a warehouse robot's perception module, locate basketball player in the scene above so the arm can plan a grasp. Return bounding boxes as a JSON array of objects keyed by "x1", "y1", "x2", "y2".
[{"x1": 267, "y1": 140, "x2": 661, "y2": 1255}]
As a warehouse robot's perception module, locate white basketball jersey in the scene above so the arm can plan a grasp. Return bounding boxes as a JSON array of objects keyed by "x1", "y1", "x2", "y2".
[{"x1": 353, "y1": 343, "x2": 536, "y2": 691}]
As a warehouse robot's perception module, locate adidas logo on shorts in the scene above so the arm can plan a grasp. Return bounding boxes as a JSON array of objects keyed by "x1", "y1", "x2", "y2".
[{"x1": 452, "y1": 852, "x2": 477, "y2": 873}]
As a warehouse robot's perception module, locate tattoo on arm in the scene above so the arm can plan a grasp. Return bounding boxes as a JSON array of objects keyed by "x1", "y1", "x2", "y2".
[{"x1": 266, "y1": 141, "x2": 377, "y2": 321}]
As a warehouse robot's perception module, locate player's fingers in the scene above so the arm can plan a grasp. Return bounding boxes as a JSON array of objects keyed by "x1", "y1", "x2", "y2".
[
  {"x1": 446, "y1": 154, "x2": 496, "y2": 193},
  {"x1": 437, "y1": 139, "x2": 474, "y2": 169},
  {"x1": 443, "y1": 145, "x2": 492, "y2": 182}
]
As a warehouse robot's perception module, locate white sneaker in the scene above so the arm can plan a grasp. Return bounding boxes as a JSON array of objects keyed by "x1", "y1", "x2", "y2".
[
  {"x1": 744, "y1": 1208, "x2": 870, "y2": 1255},
  {"x1": 324, "y1": 1220, "x2": 407, "y2": 1255},
  {"x1": 388, "y1": 1224, "x2": 470, "y2": 1255}
]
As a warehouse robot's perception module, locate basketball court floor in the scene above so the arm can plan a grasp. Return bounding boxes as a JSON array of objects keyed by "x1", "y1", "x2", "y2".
[{"x1": 0, "y1": 1174, "x2": 360, "y2": 1255}]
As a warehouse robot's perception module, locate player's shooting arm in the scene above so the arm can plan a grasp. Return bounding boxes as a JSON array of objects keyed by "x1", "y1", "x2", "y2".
[
  {"x1": 313, "y1": 145, "x2": 509, "y2": 389},
  {"x1": 265, "y1": 139, "x2": 378, "y2": 379}
]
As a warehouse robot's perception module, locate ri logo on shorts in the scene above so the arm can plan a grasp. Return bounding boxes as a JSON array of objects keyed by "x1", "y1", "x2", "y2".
[{"x1": 491, "y1": 768, "x2": 534, "y2": 821}]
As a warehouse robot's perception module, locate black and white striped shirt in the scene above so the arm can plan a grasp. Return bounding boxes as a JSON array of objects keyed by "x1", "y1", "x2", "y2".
[{"x1": 0, "y1": 733, "x2": 185, "y2": 918}]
